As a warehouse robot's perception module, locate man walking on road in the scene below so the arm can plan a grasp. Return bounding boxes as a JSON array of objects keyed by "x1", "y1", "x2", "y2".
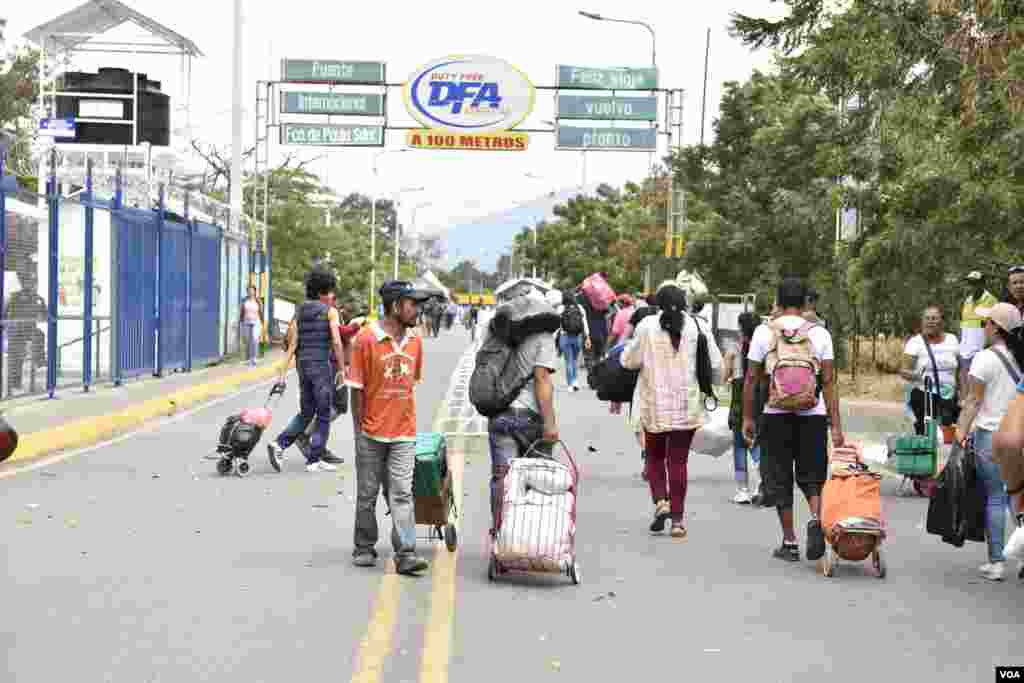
[
  {"x1": 268, "y1": 268, "x2": 346, "y2": 473},
  {"x1": 485, "y1": 291, "x2": 560, "y2": 535},
  {"x1": 348, "y1": 281, "x2": 432, "y2": 575},
  {"x1": 743, "y1": 277, "x2": 845, "y2": 563}
]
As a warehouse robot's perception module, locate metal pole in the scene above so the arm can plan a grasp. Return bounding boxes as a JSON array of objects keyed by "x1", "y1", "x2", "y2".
[
  {"x1": 155, "y1": 183, "x2": 165, "y2": 377},
  {"x1": 46, "y1": 149, "x2": 58, "y2": 399},
  {"x1": 700, "y1": 27, "x2": 710, "y2": 146},
  {"x1": 370, "y1": 193, "x2": 377, "y2": 315},
  {"x1": 83, "y1": 159, "x2": 94, "y2": 391},
  {"x1": 229, "y1": 0, "x2": 244, "y2": 237},
  {"x1": 393, "y1": 201, "x2": 400, "y2": 280},
  {"x1": 0, "y1": 149, "x2": 6, "y2": 398}
]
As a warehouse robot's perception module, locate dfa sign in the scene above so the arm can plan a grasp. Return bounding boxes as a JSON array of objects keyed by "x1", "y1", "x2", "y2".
[{"x1": 404, "y1": 55, "x2": 536, "y2": 133}]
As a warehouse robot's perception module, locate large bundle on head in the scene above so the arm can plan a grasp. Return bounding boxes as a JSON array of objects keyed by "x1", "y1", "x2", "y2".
[{"x1": 489, "y1": 293, "x2": 560, "y2": 345}]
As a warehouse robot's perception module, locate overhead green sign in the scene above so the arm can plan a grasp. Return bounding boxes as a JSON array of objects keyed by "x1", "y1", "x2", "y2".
[
  {"x1": 557, "y1": 95, "x2": 658, "y2": 121},
  {"x1": 280, "y1": 123, "x2": 384, "y2": 147},
  {"x1": 556, "y1": 65, "x2": 658, "y2": 91},
  {"x1": 281, "y1": 59, "x2": 386, "y2": 85},
  {"x1": 281, "y1": 92, "x2": 385, "y2": 116},
  {"x1": 555, "y1": 125, "x2": 657, "y2": 151}
]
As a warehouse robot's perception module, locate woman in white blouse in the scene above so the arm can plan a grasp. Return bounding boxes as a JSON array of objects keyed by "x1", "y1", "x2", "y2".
[
  {"x1": 622, "y1": 282, "x2": 723, "y2": 539},
  {"x1": 900, "y1": 305, "x2": 961, "y2": 436}
]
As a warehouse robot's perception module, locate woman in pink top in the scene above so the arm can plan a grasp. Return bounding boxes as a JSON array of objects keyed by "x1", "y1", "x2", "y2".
[
  {"x1": 622, "y1": 282, "x2": 723, "y2": 538},
  {"x1": 240, "y1": 286, "x2": 263, "y2": 367}
]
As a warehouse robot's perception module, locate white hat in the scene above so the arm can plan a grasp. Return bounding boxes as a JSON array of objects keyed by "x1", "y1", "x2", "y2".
[
  {"x1": 975, "y1": 302, "x2": 1023, "y2": 333},
  {"x1": 966, "y1": 271, "x2": 984, "y2": 282}
]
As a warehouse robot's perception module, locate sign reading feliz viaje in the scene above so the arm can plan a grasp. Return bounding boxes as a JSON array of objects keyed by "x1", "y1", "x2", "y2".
[{"x1": 556, "y1": 65, "x2": 659, "y2": 91}]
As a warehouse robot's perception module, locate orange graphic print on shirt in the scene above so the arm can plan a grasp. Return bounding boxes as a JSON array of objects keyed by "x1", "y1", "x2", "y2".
[{"x1": 347, "y1": 324, "x2": 422, "y2": 442}]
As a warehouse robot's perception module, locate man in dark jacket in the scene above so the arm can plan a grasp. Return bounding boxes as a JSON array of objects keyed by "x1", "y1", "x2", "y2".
[{"x1": 268, "y1": 267, "x2": 347, "y2": 473}]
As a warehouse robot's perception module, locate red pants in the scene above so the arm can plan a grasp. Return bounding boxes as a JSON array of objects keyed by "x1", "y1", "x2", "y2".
[{"x1": 645, "y1": 430, "x2": 695, "y2": 522}]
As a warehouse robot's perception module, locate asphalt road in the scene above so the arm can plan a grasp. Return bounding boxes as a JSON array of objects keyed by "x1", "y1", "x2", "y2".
[{"x1": 2, "y1": 327, "x2": 1021, "y2": 683}]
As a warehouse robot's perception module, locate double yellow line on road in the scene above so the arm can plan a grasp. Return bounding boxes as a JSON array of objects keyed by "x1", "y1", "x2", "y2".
[
  {"x1": 350, "y1": 350, "x2": 475, "y2": 683},
  {"x1": 348, "y1": 446, "x2": 464, "y2": 683}
]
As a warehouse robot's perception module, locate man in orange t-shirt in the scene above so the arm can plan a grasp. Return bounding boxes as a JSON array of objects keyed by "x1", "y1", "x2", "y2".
[{"x1": 348, "y1": 281, "x2": 431, "y2": 575}]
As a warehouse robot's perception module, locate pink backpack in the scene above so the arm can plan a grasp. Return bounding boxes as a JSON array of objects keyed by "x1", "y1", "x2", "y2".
[
  {"x1": 765, "y1": 320, "x2": 820, "y2": 411},
  {"x1": 581, "y1": 273, "x2": 616, "y2": 312}
]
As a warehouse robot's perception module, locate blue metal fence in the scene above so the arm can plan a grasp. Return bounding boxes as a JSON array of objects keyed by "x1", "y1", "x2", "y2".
[
  {"x1": 113, "y1": 208, "x2": 159, "y2": 383},
  {"x1": 158, "y1": 217, "x2": 190, "y2": 374},
  {"x1": 0, "y1": 152, "x2": 269, "y2": 401},
  {"x1": 191, "y1": 222, "x2": 222, "y2": 366}
]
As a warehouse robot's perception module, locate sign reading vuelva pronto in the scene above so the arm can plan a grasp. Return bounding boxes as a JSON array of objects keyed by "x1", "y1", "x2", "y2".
[{"x1": 404, "y1": 55, "x2": 536, "y2": 134}]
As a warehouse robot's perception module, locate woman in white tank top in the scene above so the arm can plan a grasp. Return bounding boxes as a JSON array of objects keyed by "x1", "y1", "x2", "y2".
[{"x1": 241, "y1": 286, "x2": 263, "y2": 367}]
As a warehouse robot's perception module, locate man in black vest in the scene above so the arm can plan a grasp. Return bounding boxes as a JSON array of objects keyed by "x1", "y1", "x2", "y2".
[{"x1": 268, "y1": 267, "x2": 347, "y2": 473}]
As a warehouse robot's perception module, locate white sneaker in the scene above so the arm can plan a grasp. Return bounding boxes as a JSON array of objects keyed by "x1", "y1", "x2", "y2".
[
  {"x1": 307, "y1": 461, "x2": 337, "y2": 473},
  {"x1": 980, "y1": 562, "x2": 1006, "y2": 582},
  {"x1": 733, "y1": 488, "x2": 753, "y2": 505}
]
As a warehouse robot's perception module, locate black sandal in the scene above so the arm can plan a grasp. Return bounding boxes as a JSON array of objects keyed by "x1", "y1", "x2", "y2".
[{"x1": 773, "y1": 543, "x2": 800, "y2": 562}]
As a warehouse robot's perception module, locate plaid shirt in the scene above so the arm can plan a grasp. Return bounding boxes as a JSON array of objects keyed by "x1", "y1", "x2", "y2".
[{"x1": 622, "y1": 313, "x2": 723, "y2": 434}]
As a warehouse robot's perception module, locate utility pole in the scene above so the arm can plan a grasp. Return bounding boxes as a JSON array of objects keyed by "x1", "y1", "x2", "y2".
[
  {"x1": 229, "y1": 0, "x2": 244, "y2": 236},
  {"x1": 700, "y1": 27, "x2": 710, "y2": 147}
]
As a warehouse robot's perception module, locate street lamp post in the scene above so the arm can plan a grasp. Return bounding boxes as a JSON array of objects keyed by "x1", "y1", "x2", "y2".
[
  {"x1": 370, "y1": 149, "x2": 407, "y2": 314},
  {"x1": 392, "y1": 187, "x2": 425, "y2": 280},
  {"x1": 404, "y1": 201, "x2": 432, "y2": 277},
  {"x1": 523, "y1": 172, "x2": 554, "y2": 279},
  {"x1": 578, "y1": 10, "x2": 658, "y2": 173}
]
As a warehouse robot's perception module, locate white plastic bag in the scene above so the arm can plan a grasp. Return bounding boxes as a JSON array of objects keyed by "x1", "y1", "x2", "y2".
[
  {"x1": 690, "y1": 407, "x2": 733, "y2": 458},
  {"x1": 1004, "y1": 525, "x2": 1024, "y2": 562}
]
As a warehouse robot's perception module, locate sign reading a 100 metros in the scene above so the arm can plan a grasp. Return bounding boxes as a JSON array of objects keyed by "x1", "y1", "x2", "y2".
[{"x1": 403, "y1": 55, "x2": 536, "y2": 136}]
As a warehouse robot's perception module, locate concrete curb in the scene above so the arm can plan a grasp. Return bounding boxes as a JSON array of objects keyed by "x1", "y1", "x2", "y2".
[{"x1": 9, "y1": 361, "x2": 284, "y2": 465}]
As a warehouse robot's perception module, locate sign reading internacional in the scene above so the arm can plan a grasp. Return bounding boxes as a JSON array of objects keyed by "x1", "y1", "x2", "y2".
[
  {"x1": 556, "y1": 65, "x2": 659, "y2": 91},
  {"x1": 281, "y1": 92, "x2": 385, "y2": 116},
  {"x1": 406, "y1": 130, "x2": 529, "y2": 151},
  {"x1": 280, "y1": 123, "x2": 384, "y2": 147},
  {"x1": 281, "y1": 59, "x2": 386, "y2": 85},
  {"x1": 556, "y1": 125, "x2": 657, "y2": 151},
  {"x1": 404, "y1": 55, "x2": 536, "y2": 134}
]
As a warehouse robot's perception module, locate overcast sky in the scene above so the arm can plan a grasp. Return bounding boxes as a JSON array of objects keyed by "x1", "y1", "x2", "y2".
[{"x1": 5, "y1": 0, "x2": 783, "y2": 240}]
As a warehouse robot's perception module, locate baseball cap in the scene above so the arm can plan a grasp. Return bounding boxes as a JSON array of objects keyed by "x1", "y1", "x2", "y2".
[
  {"x1": 379, "y1": 280, "x2": 430, "y2": 304},
  {"x1": 975, "y1": 302, "x2": 1023, "y2": 333},
  {"x1": 966, "y1": 271, "x2": 985, "y2": 282}
]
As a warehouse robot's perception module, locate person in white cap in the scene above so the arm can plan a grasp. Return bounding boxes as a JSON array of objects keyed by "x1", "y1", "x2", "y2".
[
  {"x1": 955, "y1": 302, "x2": 1024, "y2": 581},
  {"x1": 960, "y1": 271, "x2": 999, "y2": 390}
]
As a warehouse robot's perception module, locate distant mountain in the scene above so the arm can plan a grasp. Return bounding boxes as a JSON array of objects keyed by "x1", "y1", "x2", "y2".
[{"x1": 442, "y1": 186, "x2": 591, "y2": 271}]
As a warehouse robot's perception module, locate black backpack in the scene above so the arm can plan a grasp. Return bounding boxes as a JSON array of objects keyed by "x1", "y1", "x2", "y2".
[
  {"x1": 690, "y1": 315, "x2": 718, "y2": 408},
  {"x1": 468, "y1": 327, "x2": 534, "y2": 418},
  {"x1": 592, "y1": 345, "x2": 639, "y2": 403},
  {"x1": 561, "y1": 305, "x2": 585, "y2": 335}
]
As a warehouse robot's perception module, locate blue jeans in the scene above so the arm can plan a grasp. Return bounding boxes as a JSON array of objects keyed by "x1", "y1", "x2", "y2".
[
  {"x1": 275, "y1": 360, "x2": 335, "y2": 464},
  {"x1": 243, "y1": 321, "x2": 259, "y2": 364},
  {"x1": 487, "y1": 410, "x2": 545, "y2": 528},
  {"x1": 732, "y1": 430, "x2": 761, "y2": 487},
  {"x1": 973, "y1": 429, "x2": 1010, "y2": 563},
  {"x1": 353, "y1": 433, "x2": 416, "y2": 559},
  {"x1": 559, "y1": 333, "x2": 582, "y2": 387}
]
